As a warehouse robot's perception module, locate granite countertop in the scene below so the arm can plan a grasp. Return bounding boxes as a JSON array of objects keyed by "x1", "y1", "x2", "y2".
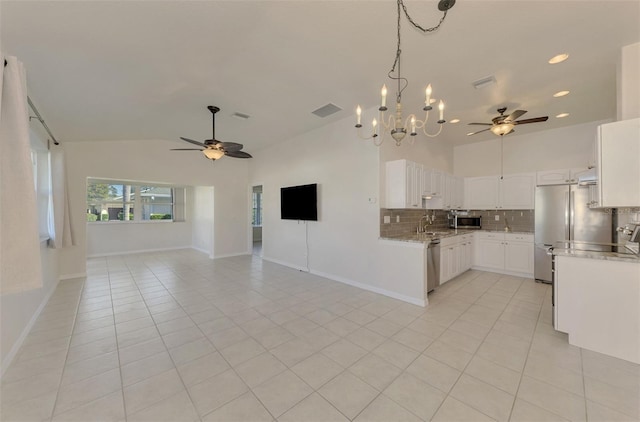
[
  {"x1": 553, "y1": 247, "x2": 640, "y2": 263},
  {"x1": 380, "y1": 229, "x2": 533, "y2": 243}
]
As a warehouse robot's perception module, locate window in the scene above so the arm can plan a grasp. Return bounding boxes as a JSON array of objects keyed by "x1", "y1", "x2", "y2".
[
  {"x1": 252, "y1": 186, "x2": 263, "y2": 226},
  {"x1": 31, "y1": 149, "x2": 52, "y2": 239},
  {"x1": 87, "y1": 179, "x2": 184, "y2": 223}
]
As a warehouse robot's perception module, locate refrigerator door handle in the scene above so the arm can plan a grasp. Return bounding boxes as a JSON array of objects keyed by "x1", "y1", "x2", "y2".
[
  {"x1": 564, "y1": 191, "x2": 570, "y2": 240},
  {"x1": 569, "y1": 191, "x2": 575, "y2": 240}
]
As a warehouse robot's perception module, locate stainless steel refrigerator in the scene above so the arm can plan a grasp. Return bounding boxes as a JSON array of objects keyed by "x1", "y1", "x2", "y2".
[{"x1": 534, "y1": 184, "x2": 612, "y2": 283}]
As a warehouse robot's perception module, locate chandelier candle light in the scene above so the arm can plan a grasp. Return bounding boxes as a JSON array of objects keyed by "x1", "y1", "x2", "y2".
[{"x1": 356, "y1": 0, "x2": 456, "y2": 146}]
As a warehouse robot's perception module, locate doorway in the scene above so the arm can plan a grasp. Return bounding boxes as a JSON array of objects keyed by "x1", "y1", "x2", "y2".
[{"x1": 252, "y1": 185, "x2": 263, "y2": 256}]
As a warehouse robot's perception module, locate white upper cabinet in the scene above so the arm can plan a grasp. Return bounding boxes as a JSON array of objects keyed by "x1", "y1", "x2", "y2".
[
  {"x1": 444, "y1": 175, "x2": 464, "y2": 210},
  {"x1": 500, "y1": 173, "x2": 536, "y2": 209},
  {"x1": 597, "y1": 118, "x2": 640, "y2": 207},
  {"x1": 385, "y1": 159, "x2": 423, "y2": 209},
  {"x1": 465, "y1": 173, "x2": 535, "y2": 210},
  {"x1": 464, "y1": 176, "x2": 499, "y2": 209},
  {"x1": 536, "y1": 169, "x2": 571, "y2": 185},
  {"x1": 536, "y1": 168, "x2": 592, "y2": 185}
]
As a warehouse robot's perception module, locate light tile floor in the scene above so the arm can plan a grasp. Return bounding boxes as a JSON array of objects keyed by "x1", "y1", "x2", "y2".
[{"x1": 1, "y1": 249, "x2": 639, "y2": 421}]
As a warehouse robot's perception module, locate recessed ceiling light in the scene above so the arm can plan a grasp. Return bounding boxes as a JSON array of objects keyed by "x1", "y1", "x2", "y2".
[
  {"x1": 450, "y1": 119, "x2": 460, "y2": 124},
  {"x1": 553, "y1": 90, "x2": 570, "y2": 97},
  {"x1": 466, "y1": 132, "x2": 475, "y2": 136},
  {"x1": 556, "y1": 113, "x2": 570, "y2": 118},
  {"x1": 549, "y1": 53, "x2": 569, "y2": 64}
]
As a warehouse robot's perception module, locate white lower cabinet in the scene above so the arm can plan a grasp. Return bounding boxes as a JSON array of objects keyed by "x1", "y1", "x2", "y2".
[
  {"x1": 473, "y1": 232, "x2": 534, "y2": 277},
  {"x1": 439, "y1": 234, "x2": 474, "y2": 284}
]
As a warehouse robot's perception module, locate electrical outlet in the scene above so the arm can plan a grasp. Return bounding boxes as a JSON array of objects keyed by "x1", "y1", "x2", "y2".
[
  {"x1": 396, "y1": 215, "x2": 400, "y2": 223},
  {"x1": 495, "y1": 215, "x2": 500, "y2": 221},
  {"x1": 383, "y1": 215, "x2": 391, "y2": 224}
]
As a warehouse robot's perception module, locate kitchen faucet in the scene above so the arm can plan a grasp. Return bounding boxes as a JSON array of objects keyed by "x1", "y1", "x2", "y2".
[{"x1": 417, "y1": 212, "x2": 435, "y2": 234}]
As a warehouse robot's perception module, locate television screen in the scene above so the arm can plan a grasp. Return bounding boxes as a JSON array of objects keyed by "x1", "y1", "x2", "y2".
[{"x1": 280, "y1": 184, "x2": 318, "y2": 221}]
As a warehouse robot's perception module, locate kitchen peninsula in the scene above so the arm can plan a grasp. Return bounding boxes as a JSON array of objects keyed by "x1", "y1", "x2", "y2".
[{"x1": 553, "y1": 246, "x2": 640, "y2": 364}]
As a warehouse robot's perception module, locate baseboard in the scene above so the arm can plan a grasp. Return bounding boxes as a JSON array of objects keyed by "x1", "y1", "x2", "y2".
[
  {"x1": 191, "y1": 246, "x2": 213, "y2": 259},
  {"x1": 309, "y1": 269, "x2": 426, "y2": 307},
  {"x1": 213, "y1": 252, "x2": 251, "y2": 259},
  {"x1": 261, "y1": 256, "x2": 425, "y2": 307},
  {"x1": 59, "y1": 272, "x2": 87, "y2": 280},
  {"x1": 261, "y1": 256, "x2": 309, "y2": 272},
  {"x1": 86, "y1": 246, "x2": 191, "y2": 258},
  {"x1": 471, "y1": 265, "x2": 533, "y2": 279},
  {"x1": 1, "y1": 278, "x2": 60, "y2": 376}
]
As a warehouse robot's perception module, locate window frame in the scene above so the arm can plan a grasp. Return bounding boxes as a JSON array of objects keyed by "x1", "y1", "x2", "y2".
[{"x1": 86, "y1": 179, "x2": 182, "y2": 224}]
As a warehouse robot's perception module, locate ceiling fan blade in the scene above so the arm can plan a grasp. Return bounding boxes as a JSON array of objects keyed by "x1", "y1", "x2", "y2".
[
  {"x1": 467, "y1": 128, "x2": 491, "y2": 136},
  {"x1": 218, "y1": 142, "x2": 243, "y2": 151},
  {"x1": 179, "y1": 137, "x2": 207, "y2": 147},
  {"x1": 225, "y1": 150, "x2": 252, "y2": 159},
  {"x1": 170, "y1": 148, "x2": 203, "y2": 151},
  {"x1": 514, "y1": 116, "x2": 549, "y2": 125},
  {"x1": 504, "y1": 109, "x2": 527, "y2": 122},
  {"x1": 468, "y1": 123, "x2": 492, "y2": 126}
]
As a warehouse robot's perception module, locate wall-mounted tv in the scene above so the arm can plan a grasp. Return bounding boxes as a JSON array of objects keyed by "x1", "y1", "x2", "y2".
[{"x1": 280, "y1": 183, "x2": 318, "y2": 221}]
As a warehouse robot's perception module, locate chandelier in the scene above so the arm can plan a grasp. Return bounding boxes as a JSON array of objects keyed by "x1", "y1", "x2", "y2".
[{"x1": 356, "y1": 0, "x2": 456, "y2": 146}]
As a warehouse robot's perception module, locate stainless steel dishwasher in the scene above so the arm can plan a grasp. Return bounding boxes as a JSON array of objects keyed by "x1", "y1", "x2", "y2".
[{"x1": 426, "y1": 239, "x2": 440, "y2": 293}]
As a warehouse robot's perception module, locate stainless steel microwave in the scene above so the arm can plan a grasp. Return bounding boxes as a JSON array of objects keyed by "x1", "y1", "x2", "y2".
[{"x1": 450, "y1": 216, "x2": 482, "y2": 229}]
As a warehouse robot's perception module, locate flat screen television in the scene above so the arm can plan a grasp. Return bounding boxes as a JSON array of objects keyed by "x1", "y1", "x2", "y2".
[{"x1": 280, "y1": 183, "x2": 318, "y2": 221}]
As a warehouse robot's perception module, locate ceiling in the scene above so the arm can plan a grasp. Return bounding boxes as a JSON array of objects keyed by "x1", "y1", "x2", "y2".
[{"x1": 1, "y1": 1, "x2": 639, "y2": 151}]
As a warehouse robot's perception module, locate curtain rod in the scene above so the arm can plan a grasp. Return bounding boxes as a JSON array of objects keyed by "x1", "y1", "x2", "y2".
[
  {"x1": 5, "y1": 59, "x2": 60, "y2": 146},
  {"x1": 27, "y1": 97, "x2": 60, "y2": 145}
]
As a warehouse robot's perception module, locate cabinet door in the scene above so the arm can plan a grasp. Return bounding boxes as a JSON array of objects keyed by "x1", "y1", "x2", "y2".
[
  {"x1": 500, "y1": 173, "x2": 535, "y2": 209},
  {"x1": 443, "y1": 174, "x2": 454, "y2": 209},
  {"x1": 385, "y1": 160, "x2": 407, "y2": 208},
  {"x1": 440, "y1": 246, "x2": 451, "y2": 284},
  {"x1": 455, "y1": 176, "x2": 465, "y2": 209},
  {"x1": 422, "y1": 168, "x2": 433, "y2": 197},
  {"x1": 403, "y1": 161, "x2": 422, "y2": 208},
  {"x1": 504, "y1": 241, "x2": 534, "y2": 275},
  {"x1": 464, "y1": 177, "x2": 499, "y2": 209},
  {"x1": 536, "y1": 169, "x2": 571, "y2": 186},
  {"x1": 477, "y1": 239, "x2": 505, "y2": 270},
  {"x1": 431, "y1": 170, "x2": 444, "y2": 197},
  {"x1": 569, "y1": 167, "x2": 591, "y2": 184},
  {"x1": 599, "y1": 118, "x2": 640, "y2": 207}
]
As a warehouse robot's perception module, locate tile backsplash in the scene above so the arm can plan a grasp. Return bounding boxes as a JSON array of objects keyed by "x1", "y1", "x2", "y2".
[{"x1": 380, "y1": 209, "x2": 534, "y2": 237}]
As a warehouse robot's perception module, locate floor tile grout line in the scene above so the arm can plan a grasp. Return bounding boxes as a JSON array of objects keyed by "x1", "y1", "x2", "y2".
[
  {"x1": 116, "y1": 259, "x2": 206, "y2": 421},
  {"x1": 108, "y1": 266, "x2": 132, "y2": 421},
  {"x1": 47, "y1": 277, "x2": 87, "y2": 419}
]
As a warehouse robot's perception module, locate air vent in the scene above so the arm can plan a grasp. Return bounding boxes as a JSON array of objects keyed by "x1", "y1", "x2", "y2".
[
  {"x1": 472, "y1": 75, "x2": 496, "y2": 89},
  {"x1": 232, "y1": 112, "x2": 250, "y2": 120},
  {"x1": 312, "y1": 103, "x2": 343, "y2": 118}
]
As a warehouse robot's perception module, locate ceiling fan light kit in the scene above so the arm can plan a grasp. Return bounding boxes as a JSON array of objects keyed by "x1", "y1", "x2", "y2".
[
  {"x1": 171, "y1": 105, "x2": 252, "y2": 162},
  {"x1": 355, "y1": 0, "x2": 455, "y2": 147},
  {"x1": 467, "y1": 107, "x2": 549, "y2": 137}
]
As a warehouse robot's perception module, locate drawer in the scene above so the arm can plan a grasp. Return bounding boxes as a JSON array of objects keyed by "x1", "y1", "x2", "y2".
[
  {"x1": 475, "y1": 232, "x2": 505, "y2": 240},
  {"x1": 505, "y1": 233, "x2": 533, "y2": 242}
]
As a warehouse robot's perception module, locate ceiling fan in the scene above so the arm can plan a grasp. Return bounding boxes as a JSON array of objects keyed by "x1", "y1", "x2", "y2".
[
  {"x1": 171, "y1": 106, "x2": 252, "y2": 161},
  {"x1": 467, "y1": 107, "x2": 549, "y2": 137}
]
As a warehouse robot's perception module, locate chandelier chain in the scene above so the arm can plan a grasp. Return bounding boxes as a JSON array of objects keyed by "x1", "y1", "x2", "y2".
[{"x1": 389, "y1": 0, "x2": 449, "y2": 101}]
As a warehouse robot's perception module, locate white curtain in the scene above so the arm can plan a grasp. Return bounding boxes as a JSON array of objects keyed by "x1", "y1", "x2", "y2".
[
  {"x1": 48, "y1": 148, "x2": 75, "y2": 248},
  {"x1": 0, "y1": 55, "x2": 43, "y2": 294}
]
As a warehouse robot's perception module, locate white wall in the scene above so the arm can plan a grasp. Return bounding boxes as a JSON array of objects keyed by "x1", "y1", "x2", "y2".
[
  {"x1": 618, "y1": 42, "x2": 640, "y2": 120},
  {"x1": 249, "y1": 111, "x2": 429, "y2": 305},
  {"x1": 453, "y1": 120, "x2": 611, "y2": 177},
  {"x1": 192, "y1": 186, "x2": 214, "y2": 258},
  {"x1": 59, "y1": 139, "x2": 249, "y2": 277},
  {"x1": 1, "y1": 126, "x2": 61, "y2": 373}
]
